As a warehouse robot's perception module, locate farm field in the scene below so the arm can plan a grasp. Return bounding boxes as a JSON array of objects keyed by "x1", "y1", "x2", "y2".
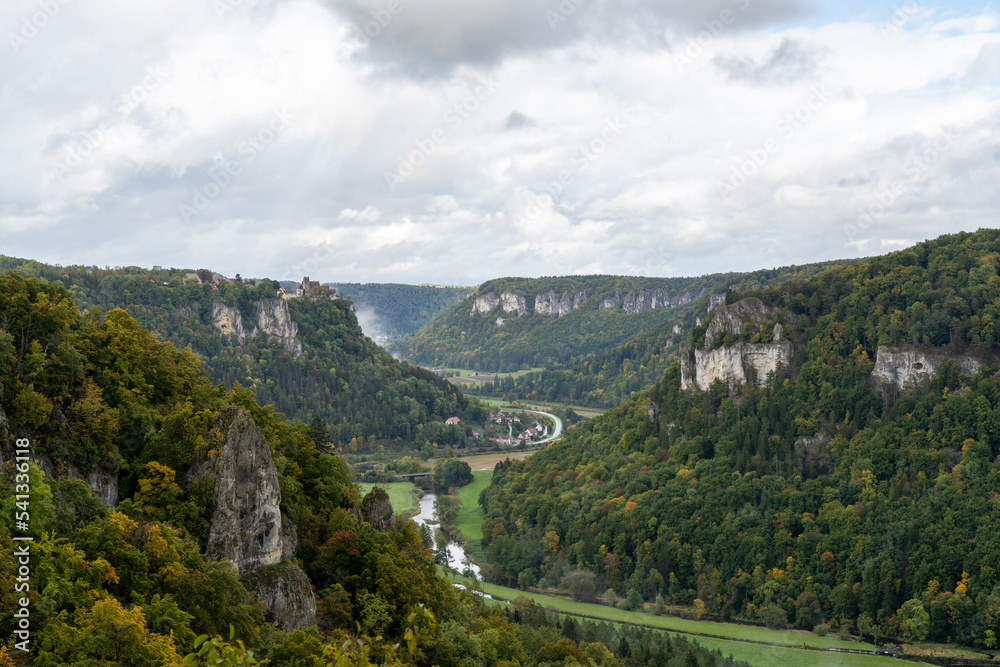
[
  {"x1": 450, "y1": 470, "x2": 491, "y2": 561},
  {"x1": 358, "y1": 481, "x2": 420, "y2": 516},
  {"x1": 433, "y1": 450, "x2": 540, "y2": 470},
  {"x1": 446, "y1": 574, "x2": 893, "y2": 667}
]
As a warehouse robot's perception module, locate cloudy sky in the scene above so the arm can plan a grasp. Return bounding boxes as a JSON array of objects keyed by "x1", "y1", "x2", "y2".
[{"x1": 2, "y1": 0, "x2": 998, "y2": 285}]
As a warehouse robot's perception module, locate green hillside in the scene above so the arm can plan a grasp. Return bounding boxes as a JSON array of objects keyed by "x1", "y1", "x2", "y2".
[
  {"x1": 0, "y1": 272, "x2": 747, "y2": 666},
  {"x1": 401, "y1": 264, "x2": 854, "y2": 408},
  {"x1": 479, "y1": 229, "x2": 1000, "y2": 654},
  {"x1": 0, "y1": 258, "x2": 486, "y2": 454}
]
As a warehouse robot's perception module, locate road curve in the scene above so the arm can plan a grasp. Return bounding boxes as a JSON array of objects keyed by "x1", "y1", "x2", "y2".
[{"x1": 525, "y1": 410, "x2": 562, "y2": 445}]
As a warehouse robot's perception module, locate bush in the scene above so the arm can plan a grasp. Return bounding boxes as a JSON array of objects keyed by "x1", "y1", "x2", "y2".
[
  {"x1": 838, "y1": 623, "x2": 853, "y2": 640},
  {"x1": 561, "y1": 570, "x2": 597, "y2": 603},
  {"x1": 814, "y1": 623, "x2": 830, "y2": 637},
  {"x1": 602, "y1": 589, "x2": 618, "y2": 607},
  {"x1": 760, "y1": 604, "x2": 787, "y2": 630}
]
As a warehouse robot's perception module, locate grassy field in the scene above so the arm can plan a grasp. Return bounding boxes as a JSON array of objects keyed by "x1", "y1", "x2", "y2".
[
  {"x1": 434, "y1": 450, "x2": 539, "y2": 470},
  {"x1": 358, "y1": 481, "x2": 420, "y2": 516},
  {"x1": 450, "y1": 470, "x2": 492, "y2": 561},
  {"x1": 447, "y1": 574, "x2": 893, "y2": 667}
]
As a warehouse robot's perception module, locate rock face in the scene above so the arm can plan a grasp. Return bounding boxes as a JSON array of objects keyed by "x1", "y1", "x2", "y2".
[
  {"x1": 534, "y1": 289, "x2": 591, "y2": 317},
  {"x1": 622, "y1": 289, "x2": 671, "y2": 314},
  {"x1": 471, "y1": 292, "x2": 500, "y2": 315},
  {"x1": 202, "y1": 408, "x2": 316, "y2": 630},
  {"x1": 212, "y1": 299, "x2": 303, "y2": 359},
  {"x1": 471, "y1": 291, "x2": 528, "y2": 324},
  {"x1": 241, "y1": 562, "x2": 317, "y2": 631},
  {"x1": 600, "y1": 287, "x2": 709, "y2": 314},
  {"x1": 206, "y1": 408, "x2": 284, "y2": 576},
  {"x1": 681, "y1": 298, "x2": 792, "y2": 391},
  {"x1": 87, "y1": 466, "x2": 119, "y2": 507},
  {"x1": 499, "y1": 291, "x2": 528, "y2": 317},
  {"x1": 871, "y1": 345, "x2": 983, "y2": 390},
  {"x1": 708, "y1": 294, "x2": 727, "y2": 312},
  {"x1": 685, "y1": 341, "x2": 793, "y2": 391},
  {"x1": 599, "y1": 292, "x2": 622, "y2": 310},
  {"x1": 253, "y1": 299, "x2": 303, "y2": 358},
  {"x1": 212, "y1": 303, "x2": 257, "y2": 343},
  {"x1": 360, "y1": 486, "x2": 396, "y2": 532},
  {"x1": 704, "y1": 297, "x2": 771, "y2": 342}
]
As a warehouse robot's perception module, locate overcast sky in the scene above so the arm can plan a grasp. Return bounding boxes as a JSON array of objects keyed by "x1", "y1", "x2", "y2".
[{"x1": 2, "y1": 0, "x2": 998, "y2": 285}]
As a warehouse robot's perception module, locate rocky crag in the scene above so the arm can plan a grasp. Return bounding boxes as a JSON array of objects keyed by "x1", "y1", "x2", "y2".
[
  {"x1": 871, "y1": 345, "x2": 985, "y2": 391},
  {"x1": 199, "y1": 407, "x2": 316, "y2": 630},
  {"x1": 212, "y1": 298, "x2": 303, "y2": 358},
  {"x1": 681, "y1": 297, "x2": 793, "y2": 391}
]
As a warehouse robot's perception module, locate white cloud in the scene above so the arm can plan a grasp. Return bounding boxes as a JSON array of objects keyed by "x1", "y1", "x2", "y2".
[{"x1": 0, "y1": 1, "x2": 998, "y2": 282}]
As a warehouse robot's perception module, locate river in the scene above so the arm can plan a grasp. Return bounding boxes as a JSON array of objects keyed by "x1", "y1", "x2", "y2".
[{"x1": 412, "y1": 493, "x2": 482, "y2": 580}]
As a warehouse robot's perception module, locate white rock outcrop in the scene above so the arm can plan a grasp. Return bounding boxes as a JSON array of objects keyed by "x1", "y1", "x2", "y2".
[
  {"x1": 254, "y1": 299, "x2": 303, "y2": 358},
  {"x1": 212, "y1": 300, "x2": 303, "y2": 359},
  {"x1": 599, "y1": 292, "x2": 622, "y2": 310},
  {"x1": 499, "y1": 291, "x2": 528, "y2": 316},
  {"x1": 471, "y1": 292, "x2": 500, "y2": 315},
  {"x1": 212, "y1": 303, "x2": 257, "y2": 343},
  {"x1": 684, "y1": 341, "x2": 793, "y2": 391},
  {"x1": 534, "y1": 289, "x2": 591, "y2": 316},
  {"x1": 205, "y1": 408, "x2": 285, "y2": 576},
  {"x1": 871, "y1": 346, "x2": 983, "y2": 390},
  {"x1": 681, "y1": 297, "x2": 792, "y2": 391}
]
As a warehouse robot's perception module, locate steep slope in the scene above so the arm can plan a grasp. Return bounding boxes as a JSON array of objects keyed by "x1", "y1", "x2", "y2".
[
  {"x1": 0, "y1": 259, "x2": 486, "y2": 452},
  {"x1": 0, "y1": 272, "x2": 745, "y2": 667},
  {"x1": 435, "y1": 263, "x2": 852, "y2": 408},
  {"x1": 479, "y1": 229, "x2": 1000, "y2": 649}
]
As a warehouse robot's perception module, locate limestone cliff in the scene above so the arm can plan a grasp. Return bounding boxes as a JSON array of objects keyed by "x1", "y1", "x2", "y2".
[
  {"x1": 599, "y1": 292, "x2": 622, "y2": 310},
  {"x1": 241, "y1": 562, "x2": 317, "y2": 631},
  {"x1": 202, "y1": 407, "x2": 317, "y2": 629},
  {"x1": 535, "y1": 289, "x2": 590, "y2": 317},
  {"x1": 871, "y1": 345, "x2": 984, "y2": 391},
  {"x1": 622, "y1": 289, "x2": 670, "y2": 314},
  {"x1": 470, "y1": 290, "x2": 528, "y2": 324},
  {"x1": 681, "y1": 297, "x2": 792, "y2": 391},
  {"x1": 212, "y1": 299, "x2": 303, "y2": 359},
  {"x1": 205, "y1": 408, "x2": 284, "y2": 575},
  {"x1": 253, "y1": 299, "x2": 303, "y2": 358},
  {"x1": 212, "y1": 303, "x2": 257, "y2": 343},
  {"x1": 471, "y1": 292, "x2": 500, "y2": 315},
  {"x1": 499, "y1": 291, "x2": 528, "y2": 317},
  {"x1": 534, "y1": 289, "x2": 591, "y2": 316},
  {"x1": 685, "y1": 341, "x2": 793, "y2": 391},
  {"x1": 603, "y1": 287, "x2": 708, "y2": 314}
]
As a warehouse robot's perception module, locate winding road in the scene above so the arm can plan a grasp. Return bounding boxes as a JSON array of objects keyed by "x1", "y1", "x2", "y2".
[{"x1": 524, "y1": 409, "x2": 562, "y2": 445}]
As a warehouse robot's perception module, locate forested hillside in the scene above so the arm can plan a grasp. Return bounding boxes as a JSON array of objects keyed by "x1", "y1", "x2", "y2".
[
  {"x1": 0, "y1": 272, "x2": 744, "y2": 666},
  {"x1": 0, "y1": 258, "x2": 485, "y2": 452},
  {"x1": 414, "y1": 263, "x2": 852, "y2": 408},
  {"x1": 479, "y1": 229, "x2": 1000, "y2": 649},
  {"x1": 326, "y1": 282, "x2": 474, "y2": 338}
]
